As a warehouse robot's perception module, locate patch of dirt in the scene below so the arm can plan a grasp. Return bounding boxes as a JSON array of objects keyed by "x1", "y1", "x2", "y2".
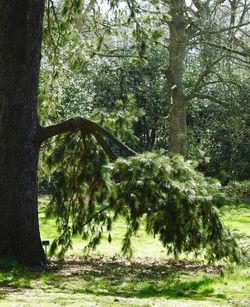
[{"x1": 48, "y1": 256, "x2": 223, "y2": 279}]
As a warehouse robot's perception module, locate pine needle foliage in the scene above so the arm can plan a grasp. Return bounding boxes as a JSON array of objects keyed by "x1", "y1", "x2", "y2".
[
  {"x1": 107, "y1": 153, "x2": 241, "y2": 262},
  {"x1": 43, "y1": 101, "x2": 242, "y2": 263}
]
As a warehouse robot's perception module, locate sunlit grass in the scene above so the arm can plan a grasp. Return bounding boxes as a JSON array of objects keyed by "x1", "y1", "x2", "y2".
[
  {"x1": 222, "y1": 205, "x2": 250, "y2": 236},
  {"x1": 0, "y1": 256, "x2": 249, "y2": 306},
  {"x1": 39, "y1": 197, "x2": 167, "y2": 258},
  {"x1": 39, "y1": 198, "x2": 250, "y2": 260},
  {"x1": 0, "y1": 200, "x2": 249, "y2": 307}
]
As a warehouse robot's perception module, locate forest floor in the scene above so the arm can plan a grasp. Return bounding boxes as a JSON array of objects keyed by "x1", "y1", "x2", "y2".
[{"x1": 0, "y1": 202, "x2": 249, "y2": 307}]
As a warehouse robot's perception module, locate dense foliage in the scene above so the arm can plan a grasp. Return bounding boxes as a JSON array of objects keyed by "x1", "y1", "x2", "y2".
[
  {"x1": 41, "y1": 100, "x2": 241, "y2": 262},
  {"x1": 37, "y1": 0, "x2": 250, "y2": 263}
]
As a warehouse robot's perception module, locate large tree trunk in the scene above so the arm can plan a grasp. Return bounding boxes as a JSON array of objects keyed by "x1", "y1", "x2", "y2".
[
  {"x1": 167, "y1": 0, "x2": 188, "y2": 156},
  {"x1": 0, "y1": 0, "x2": 46, "y2": 265}
]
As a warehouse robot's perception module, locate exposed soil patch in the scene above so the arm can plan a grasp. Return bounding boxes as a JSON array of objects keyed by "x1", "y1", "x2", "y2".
[{"x1": 48, "y1": 256, "x2": 223, "y2": 278}]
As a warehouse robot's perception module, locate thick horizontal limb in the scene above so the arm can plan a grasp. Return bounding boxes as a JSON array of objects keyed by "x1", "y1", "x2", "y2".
[
  {"x1": 38, "y1": 116, "x2": 137, "y2": 157},
  {"x1": 92, "y1": 131, "x2": 118, "y2": 161}
]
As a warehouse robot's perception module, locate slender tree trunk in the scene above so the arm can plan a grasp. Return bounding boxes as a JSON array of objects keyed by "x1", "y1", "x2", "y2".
[
  {"x1": 167, "y1": 0, "x2": 188, "y2": 156},
  {"x1": 0, "y1": 0, "x2": 46, "y2": 265}
]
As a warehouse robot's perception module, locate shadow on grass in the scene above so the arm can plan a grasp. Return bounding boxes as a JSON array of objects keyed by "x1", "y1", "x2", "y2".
[
  {"x1": 0, "y1": 256, "x2": 226, "y2": 302},
  {"x1": 43, "y1": 257, "x2": 225, "y2": 301},
  {"x1": 0, "y1": 257, "x2": 39, "y2": 300}
]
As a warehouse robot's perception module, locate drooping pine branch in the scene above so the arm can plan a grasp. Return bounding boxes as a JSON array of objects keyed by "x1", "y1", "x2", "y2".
[
  {"x1": 92, "y1": 132, "x2": 117, "y2": 161},
  {"x1": 38, "y1": 116, "x2": 137, "y2": 158},
  {"x1": 43, "y1": 123, "x2": 244, "y2": 263}
]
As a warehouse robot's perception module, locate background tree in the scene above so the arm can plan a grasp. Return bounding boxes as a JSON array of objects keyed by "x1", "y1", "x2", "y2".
[
  {"x1": 102, "y1": 0, "x2": 250, "y2": 155},
  {"x1": 41, "y1": 0, "x2": 250, "y2": 180}
]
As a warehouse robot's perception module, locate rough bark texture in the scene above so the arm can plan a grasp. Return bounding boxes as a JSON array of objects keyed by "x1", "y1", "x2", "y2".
[
  {"x1": 0, "y1": 0, "x2": 46, "y2": 265},
  {"x1": 167, "y1": 0, "x2": 188, "y2": 156}
]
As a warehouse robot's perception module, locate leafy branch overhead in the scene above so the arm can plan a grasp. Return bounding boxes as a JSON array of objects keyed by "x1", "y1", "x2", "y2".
[{"x1": 42, "y1": 100, "x2": 242, "y2": 263}]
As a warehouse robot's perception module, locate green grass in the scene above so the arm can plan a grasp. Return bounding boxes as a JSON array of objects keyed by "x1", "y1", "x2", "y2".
[
  {"x1": 39, "y1": 197, "x2": 166, "y2": 258},
  {"x1": 222, "y1": 205, "x2": 250, "y2": 236},
  {"x1": 0, "y1": 201, "x2": 249, "y2": 307}
]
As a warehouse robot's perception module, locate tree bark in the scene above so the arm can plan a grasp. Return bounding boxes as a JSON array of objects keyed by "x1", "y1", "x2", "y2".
[
  {"x1": 167, "y1": 0, "x2": 188, "y2": 156},
  {"x1": 0, "y1": 0, "x2": 46, "y2": 265}
]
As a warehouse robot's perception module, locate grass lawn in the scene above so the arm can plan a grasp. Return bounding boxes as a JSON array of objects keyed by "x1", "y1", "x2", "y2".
[{"x1": 0, "y1": 200, "x2": 249, "y2": 307}]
